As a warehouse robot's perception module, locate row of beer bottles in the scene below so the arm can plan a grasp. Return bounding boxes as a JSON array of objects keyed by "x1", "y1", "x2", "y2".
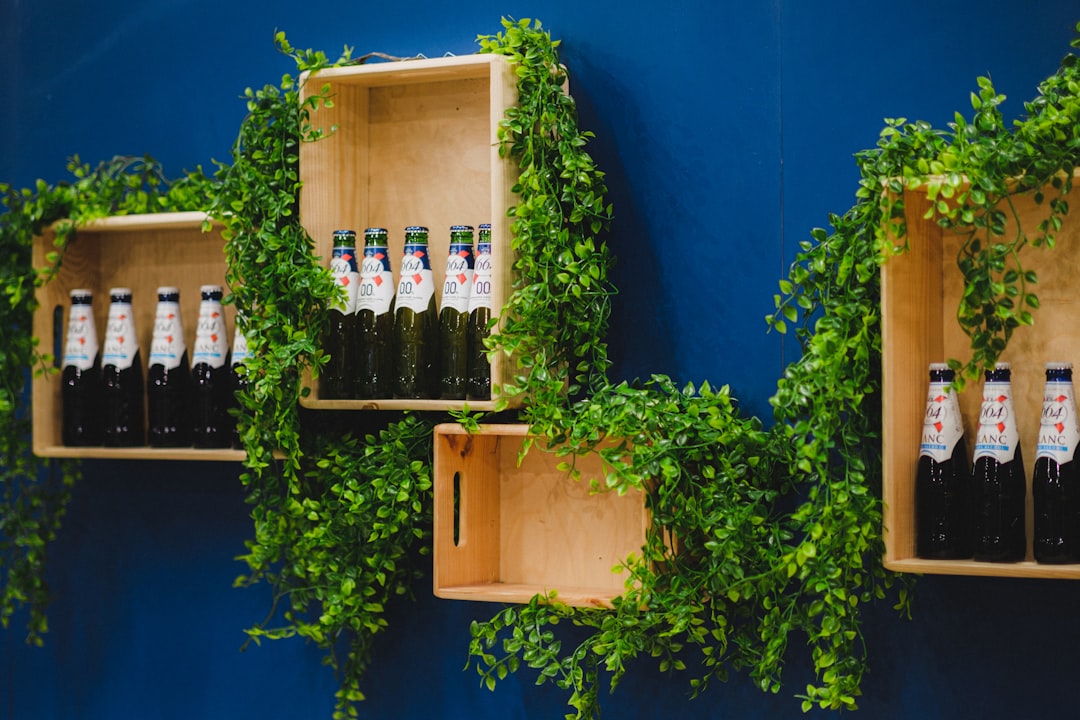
[
  {"x1": 917, "y1": 361, "x2": 1080, "y2": 564},
  {"x1": 61, "y1": 285, "x2": 247, "y2": 449},
  {"x1": 322, "y1": 224, "x2": 493, "y2": 402}
]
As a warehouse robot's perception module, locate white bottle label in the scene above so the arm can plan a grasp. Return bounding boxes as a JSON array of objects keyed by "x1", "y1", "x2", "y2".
[
  {"x1": 396, "y1": 249, "x2": 435, "y2": 313},
  {"x1": 973, "y1": 381, "x2": 1019, "y2": 463},
  {"x1": 330, "y1": 249, "x2": 359, "y2": 314},
  {"x1": 356, "y1": 250, "x2": 394, "y2": 316},
  {"x1": 1036, "y1": 381, "x2": 1080, "y2": 464},
  {"x1": 920, "y1": 381, "x2": 963, "y2": 462},
  {"x1": 103, "y1": 300, "x2": 138, "y2": 370},
  {"x1": 441, "y1": 250, "x2": 472, "y2": 313},
  {"x1": 232, "y1": 330, "x2": 250, "y2": 365},
  {"x1": 62, "y1": 305, "x2": 98, "y2": 371},
  {"x1": 148, "y1": 299, "x2": 186, "y2": 369},
  {"x1": 467, "y1": 250, "x2": 493, "y2": 313},
  {"x1": 193, "y1": 300, "x2": 229, "y2": 369}
]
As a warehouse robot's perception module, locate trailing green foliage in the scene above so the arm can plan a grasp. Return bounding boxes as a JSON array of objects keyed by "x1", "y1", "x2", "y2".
[
  {"x1": 210, "y1": 34, "x2": 442, "y2": 720},
  {"x1": 0, "y1": 155, "x2": 214, "y2": 643},
  {"x1": 468, "y1": 17, "x2": 1080, "y2": 720},
  {"x1": 8, "y1": 15, "x2": 1080, "y2": 720},
  {"x1": 478, "y1": 19, "x2": 616, "y2": 421}
]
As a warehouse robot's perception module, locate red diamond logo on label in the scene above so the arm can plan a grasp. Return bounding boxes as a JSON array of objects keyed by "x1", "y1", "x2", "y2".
[
  {"x1": 934, "y1": 394, "x2": 947, "y2": 403},
  {"x1": 413, "y1": 274, "x2": 423, "y2": 285},
  {"x1": 374, "y1": 276, "x2": 383, "y2": 286},
  {"x1": 1057, "y1": 423, "x2": 1066, "y2": 433},
  {"x1": 934, "y1": 421, "x2": 943, "y2": 432},
  {"x1": 996, "y1": 395, "x2": 1007, "y2": 403},
  {"x1": 997, "y1": 422, "x2": 1006, "y2": 433},
  {"x1": 457, "y1": 273, "x2": 468, "y2": 284}
]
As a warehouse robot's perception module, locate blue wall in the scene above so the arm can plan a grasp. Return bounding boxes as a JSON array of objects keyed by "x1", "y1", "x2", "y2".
[{"x1": 3, "y1": 1, "x2": 1080, "y2": 718}]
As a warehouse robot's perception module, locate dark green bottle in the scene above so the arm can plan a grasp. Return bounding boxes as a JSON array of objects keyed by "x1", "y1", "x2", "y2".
[
  {"x1": 439, "y1": 225, "x2": 474, "y2": 400},
  {"x1": 354, "y1": 227, "x2": 395, "y2": 398},
  {"x1": 393, "y1": 226, "x2": 439, "y2": 399},
  {"x1": 322, "y1": 229, "x2": 359, "y2": 399},
  {"x1": 102, "y1": 287, "x2": 145, "y2": 446},
  {"x1": 467, "y1": 223, "x2": 493, "y2": 401}
]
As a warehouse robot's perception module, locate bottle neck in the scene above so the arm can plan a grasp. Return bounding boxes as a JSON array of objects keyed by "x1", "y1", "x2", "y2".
[{"x1": 1047, "y1": 369, "x2": 1073, "y2": 383}]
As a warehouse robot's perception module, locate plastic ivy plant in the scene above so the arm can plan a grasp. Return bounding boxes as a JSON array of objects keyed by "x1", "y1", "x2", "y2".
[
  {"x1": 468, "y1": 17, "x2": 1080, "y2": 720},
  {"x1": 0, "y1": 155, "x2": 215, "y2": 642},
  {"x1": 5, "y1": 14, "x2": 1080, "y2": 720}
]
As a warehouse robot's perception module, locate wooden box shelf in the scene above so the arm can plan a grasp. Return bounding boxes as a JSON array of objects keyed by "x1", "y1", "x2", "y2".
[
  {"x1": 881, "y1": 174, "x2": 1080, "y2": 578},
  {"x1": 297, "y1": 54, "x2": 520, "y2": 412},
  {"x1": 32, "y1": 212, "x2": 245, "y2": 461},
  {"x1": 432, "y1": 423, "x2": 649, "y2": 608}
]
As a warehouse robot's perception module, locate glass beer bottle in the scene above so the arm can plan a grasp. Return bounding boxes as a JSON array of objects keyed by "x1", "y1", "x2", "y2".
[
  {"x1": 1033, "y1": 361, "x2": 1080, "y2": 563},
  {"x1": 467, "y1": 223, "x2": 493, "y2": 401},
  {"x1": 147, "y1": 286, "x2": 192, "y2": 447},
  {"x1": 439, "y1": 225, "x2": 474, "y2": 400},
  {"x1": 915, "y1": 363, "x2": 973, "y2": 559},
  {"x1": 393, "y1": 226, "x2": 439, "y2": 399},
  {"x1": 354, "y1": 227, "x2": 395, "y2": 399},
  {"x1": 972, "y1": 362, "x2": 1026, "y2": 562},
  {"x1": 322, "y1": 229, "x2": 359, "y2": 399},
  {"x1": 191, "y1": 285, "x2": 232, "y2": 448},
  {"x1": 102, "y1": 288, "x2": 145, "y2": 446},
  {"x1": 61, "y1": 288, "x2": 103, "y2": 446}
]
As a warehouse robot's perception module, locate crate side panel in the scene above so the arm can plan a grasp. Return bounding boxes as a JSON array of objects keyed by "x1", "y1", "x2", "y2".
[
  {"x1": 487, "y1": 55, "x2": 520, "y2": 397},
  {"x1": 433, "y1": 426, "x2": 503, "y2": 590},
  {"x1": 881, "y1": 190, "x2": 945, "y2": 564}
]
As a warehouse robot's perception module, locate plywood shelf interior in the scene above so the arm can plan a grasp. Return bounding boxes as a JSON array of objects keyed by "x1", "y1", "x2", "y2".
[
  {"x1": 32, "y1": 211, "x2": 244, "y2": 461},
  {"x1": 880, "y1": 172, "x2": 1080, "y2": 578},
  {"x1": 297, "y1": 54, "x2": 520, "y2": 412},
  {"x1": 432, "y1": 423, "x2": 649, "y2": 608}
]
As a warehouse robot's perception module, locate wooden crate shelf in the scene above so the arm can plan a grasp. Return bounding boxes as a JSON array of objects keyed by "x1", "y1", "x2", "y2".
[
  {"x1": 432, "y1": 423, "x2": 649, "y2": 608},
  {"x1": 881, "y1": 172, "x2": 1080, "y2": 578},
  {"x1": 32, "y1": 211, "x2": 244, "y2": 461},
  {"x1": 297, "y1": 54, "x2": 520, "y2": 412}
]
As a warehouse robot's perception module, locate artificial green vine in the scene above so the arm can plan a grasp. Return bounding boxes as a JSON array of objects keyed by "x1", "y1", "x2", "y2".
[
  {"x1": 7, "y1": 16, "x2": 1080, "y2": 720},
  {"x1": 468, "y1": 17, "x2": 1080, "y2": 720},
  {"x1": 0, "y1": 155, "x2": 214, "y2": 642},
  {"x1": 478, "y1": 19, "x2": 616, "y2": 423},
  {"x1": 209, "y1": 34, "x2": 444, "y2": 720}
]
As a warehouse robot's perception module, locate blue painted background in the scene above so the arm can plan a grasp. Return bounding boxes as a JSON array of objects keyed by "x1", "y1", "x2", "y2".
[{"x1": 3, "y1": 1, "x2": 1080, "y2": 718}]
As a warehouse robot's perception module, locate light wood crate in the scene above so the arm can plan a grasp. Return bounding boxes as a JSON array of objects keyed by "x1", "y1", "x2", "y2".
[
  {"x1": 32, "y1": 212, "x2": 245, "y2": 461},
  {"x1": 432, "y1": 423, "x2": 649, "y2": 608},
  {"x1": 297, "y1": 54, "x2": 519, "y2": 411},
  {"x1": 881, "y1": 172, "x2": 1080, "y2": 578}
]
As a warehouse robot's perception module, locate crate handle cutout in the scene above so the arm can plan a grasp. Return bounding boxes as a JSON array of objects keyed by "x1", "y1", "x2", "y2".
[{"x1": 453, "y1": 471, "x2": 461, "y2": 547}]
